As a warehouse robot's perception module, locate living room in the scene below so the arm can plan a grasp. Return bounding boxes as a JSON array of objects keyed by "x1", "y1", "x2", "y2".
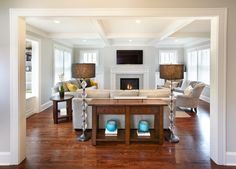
[
  {"x1": 0, "y1": 3, "x2": 233, "y2": 168},
  {"x1": 25, "y1": 16, "x2": 210, "y2": 116}
]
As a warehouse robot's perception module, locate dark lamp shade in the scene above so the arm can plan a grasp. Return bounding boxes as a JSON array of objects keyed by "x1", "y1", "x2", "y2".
[
  {"x1": 160, "y1": 64, "x2": 184, "y2": 80},
  {"x1": 72, "y1": 63, "x2": 95, "y2": 78}
]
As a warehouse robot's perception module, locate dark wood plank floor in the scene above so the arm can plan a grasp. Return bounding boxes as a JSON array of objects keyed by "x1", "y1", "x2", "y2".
[{"x1": 2, "y1": 101, "x2": 236, "y2": 169}]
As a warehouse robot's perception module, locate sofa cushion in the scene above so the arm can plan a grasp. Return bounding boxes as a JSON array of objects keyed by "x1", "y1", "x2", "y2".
[
  {"x1": 139, "y1": 88, "x2": 170, "y2": 98},
  {"x1": 184, "y1": 85, "x2": 193, "y2": 96},
  {"x1": 66, "y1": 83, "x2": 78, "y2": 92},
  {"x1": 164, "y1": 80, "x2": 179, "y2": 88},
  {"x1": 86, "y1": 90, "x2": 110, "y2": 98},
  {"x1": 110, "y1": 90, "x2": 139, "y2": 98},
  {"x1": 69, "y1": 79, "x2": 82, "y2": 89}
]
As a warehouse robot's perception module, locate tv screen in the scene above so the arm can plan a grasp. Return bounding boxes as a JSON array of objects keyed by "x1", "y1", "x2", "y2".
[{"x1": 117, "y1": 50, "x2": 143, "y2": 64}]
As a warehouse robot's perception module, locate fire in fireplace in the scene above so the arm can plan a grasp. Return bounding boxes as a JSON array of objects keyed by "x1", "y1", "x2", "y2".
[{"x1": 120, "y1": 78, "x2": 139, "y2": 90}]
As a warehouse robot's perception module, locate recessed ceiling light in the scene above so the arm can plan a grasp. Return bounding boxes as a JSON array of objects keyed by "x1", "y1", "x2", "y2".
[
  {"x1": 53, "y1": 20, "x2": 60, "y2": 24},
  {"x1": 135, "y1": 20, "x2": 141, "y2": 24},
  {"x1": 129, "y1": 39, "x2": 132, "y2": 42}
]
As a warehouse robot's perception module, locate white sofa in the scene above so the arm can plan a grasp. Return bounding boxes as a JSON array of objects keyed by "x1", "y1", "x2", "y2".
[{"x1": 72, "y1": 89, "x2": 174, "y2": 130}]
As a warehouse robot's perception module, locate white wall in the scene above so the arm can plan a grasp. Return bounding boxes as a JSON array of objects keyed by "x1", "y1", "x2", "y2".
[
  {"x1": 1, "y1": 0, "x2": 236, "y2": 158},
  {"x1": 26, "y1": 31, "x2": 54, "y2": 106}
]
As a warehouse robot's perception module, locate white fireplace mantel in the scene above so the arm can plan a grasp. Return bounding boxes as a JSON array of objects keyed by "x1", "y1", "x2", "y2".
[{"x1": 110, "y1": 65, "x2": 149, "y2": 90}]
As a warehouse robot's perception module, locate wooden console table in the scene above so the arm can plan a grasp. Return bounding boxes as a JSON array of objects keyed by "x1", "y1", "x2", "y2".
[{"x1": 88, "y1": 99, "x2": 168, "y2": 145}]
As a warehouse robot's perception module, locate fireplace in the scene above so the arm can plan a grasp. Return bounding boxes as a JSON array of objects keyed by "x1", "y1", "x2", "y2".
[{"x1": 120, "y1": 78, "x2": 139, "y2": 90}]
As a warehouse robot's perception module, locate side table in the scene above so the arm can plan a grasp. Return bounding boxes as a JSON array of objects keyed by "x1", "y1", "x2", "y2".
[{"x1": 50, "y1": 95, "x2": 74, "y2": 124}]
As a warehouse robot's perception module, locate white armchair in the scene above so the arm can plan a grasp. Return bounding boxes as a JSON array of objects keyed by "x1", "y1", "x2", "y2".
[{"x1": 175, "y1": 83, "x2": 205, "y2": 112}]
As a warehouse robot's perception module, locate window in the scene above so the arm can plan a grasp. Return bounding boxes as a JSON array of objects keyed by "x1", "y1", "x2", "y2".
[
  {"x1": 187, "y1": 47, "x2": 210, "y2": 84},
  {"x1": 159, "y1": 50, "x2": 178, "y2": 64},
  {"x1": 80, "y1": 50, "x2": 98, "y2": 64},
  {"x1": 54, "y1": 45, "x2": 72, "y2": 84}
]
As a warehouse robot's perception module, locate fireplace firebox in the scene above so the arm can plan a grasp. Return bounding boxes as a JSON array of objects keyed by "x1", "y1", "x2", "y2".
[{"x1": 120, "y1": 78, "x2": 139, "y2": 90}]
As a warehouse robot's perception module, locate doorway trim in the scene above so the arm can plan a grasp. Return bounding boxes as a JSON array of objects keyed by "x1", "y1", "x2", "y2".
[
  {"x1": 26, "y1": 36, "x2": 42, "y2": 114},
  {"x1": 9, "y1": 8, "x2": 227, "y2": 165}
]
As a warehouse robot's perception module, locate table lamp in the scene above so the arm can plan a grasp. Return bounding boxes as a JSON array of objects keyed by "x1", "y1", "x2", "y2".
[
  {"x1": 72, "y1": 63, "x2": 95, "y2": 141},
  {"x1": 160, "y1": 64, "x2": 184, "y2": 143}
]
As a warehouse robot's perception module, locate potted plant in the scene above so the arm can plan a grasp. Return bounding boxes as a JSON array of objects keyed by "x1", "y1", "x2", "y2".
[{"x1": 59, "y1": 84, "x2": 65, "y2": 97}]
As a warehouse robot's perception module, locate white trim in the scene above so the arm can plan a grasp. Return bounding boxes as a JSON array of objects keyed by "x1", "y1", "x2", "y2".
[
  {"x1": 26, "y1": 111, "x2": 36, "y2": 118},
  {"x1": 26, "y1": 24, "x2": 48, "y2": 37},
  {"x1": 226, "y1": 152, "x2": 236, "y2": 165},
  {"x1": 184, "y1": 39, "x2": 210, "y2": 48},
  {"x1": 74, "y1": 44, "x2": 105, "y2": 48},
  {"x1": 186, "y1": 41, "x2": 210, "y2": 52},
  {"x1": 155, "y1": 44, "x2": 184, "y2": 48},
  {"x1": 9, "y1": 8, "x2": 227, "y2": 165},
  {"x1": 40, "y1": 101, "x2": 52, "y2": 112},
  {"x1": 0, "y1": 152, "x2": 11, "y2": 165},
  {"x1": 26, "y1": 35, "x2": 42, "y2": 113}
]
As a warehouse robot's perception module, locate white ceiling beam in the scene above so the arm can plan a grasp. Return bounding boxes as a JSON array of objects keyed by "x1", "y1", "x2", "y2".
[
  {"x1": 149, "y1": 19, "x2": 195, "y2": 45},
  {"x1": 170, "y1": 32, "x2": 210, "y2": 38},
  {"x1": 48, "y1": 33, "x2": 99, "y2": 39},
  {"x1": 106, "y1": 33, "x2": 161, "y2": 39},
  {"x1": 90, "y1": 19, "x2": 110, "y2": 46}
]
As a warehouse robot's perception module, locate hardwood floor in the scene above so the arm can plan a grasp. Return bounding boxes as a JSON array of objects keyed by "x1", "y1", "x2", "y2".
[{"x1": 1, "y1": 101, "x2": 236, "y2": 169}]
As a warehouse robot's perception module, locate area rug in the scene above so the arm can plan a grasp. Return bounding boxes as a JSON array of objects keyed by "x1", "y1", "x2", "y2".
[{"x1": 175, "y1": 110, "x2": 191, "y2": 118}]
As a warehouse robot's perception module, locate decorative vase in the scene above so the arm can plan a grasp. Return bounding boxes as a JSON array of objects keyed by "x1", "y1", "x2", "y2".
[
  {"x1": 138, "y1": 120, "x2": 149, "y2": 132},
  {"x1": 59, "y1": 91, "x2": 64, "y2": 98},
  {"x1": 106, "y1": 120, "x2": 117, "y2": 132}
]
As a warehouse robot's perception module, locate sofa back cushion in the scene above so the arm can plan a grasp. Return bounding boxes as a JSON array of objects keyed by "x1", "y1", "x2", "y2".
[
  {"x1": 183, "y1": 85, "x2": 193, "y2": 96},
  {"x1": 110, "y1": 90, "x2": 139, "y2": 98},
  {"x1": 191, "y1": 83, "x2": 205, "y2": 98},
  {"x1": 86, "y1": 90, "x2": 110, "y2": 98},
  {"x1": 139, "y1": 88, "x2": 170, "y2": 98}
]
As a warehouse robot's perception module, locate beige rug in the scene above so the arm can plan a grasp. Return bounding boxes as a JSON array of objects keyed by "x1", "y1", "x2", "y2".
[{"x1": 175, "y1": 110, "x2": 191, "y2": 118}]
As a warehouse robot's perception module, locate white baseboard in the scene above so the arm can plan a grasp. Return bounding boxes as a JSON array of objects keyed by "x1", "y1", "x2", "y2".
[
  {"x1": 40, "y1": 101, "x2": 52, "y2": 112},
  {"x1": 200, "y1": 95, "x2": 210, "y2": 103},
  {"x1": 226, "y1": 152, "x2": 236, "y2": 165},
  {"x1": 0, "y1": 152, "x2": 11, "y2": 165},
  {"x1": 26, "y1": 111, "x2": 36, "y2": 118}
]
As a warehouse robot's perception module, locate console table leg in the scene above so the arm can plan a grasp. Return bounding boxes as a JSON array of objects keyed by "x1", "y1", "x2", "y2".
[
  {"x1": 125, "y1": 106, "x2": 130, "y2": 145},
  {"x1": 155, "y1": 107, "x2": 163, "y2": 144},
  {"x1": 92, "y1": 107, "x2": 97, "y2": 145}
]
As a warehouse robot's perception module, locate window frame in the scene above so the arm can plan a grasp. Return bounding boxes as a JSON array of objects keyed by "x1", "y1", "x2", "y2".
[
  {"x1": 159, "y1": 49, "x2": 178, "y2": 64},
  {"x1": 53, "y1": 44, "x2": 73, "y2": 84},
  {"x1": 80, "y1": 50, "x2": 99, "y2": 65},
  {"x1": 186, "y1": 44, "x2": 210, "y2": 85}
]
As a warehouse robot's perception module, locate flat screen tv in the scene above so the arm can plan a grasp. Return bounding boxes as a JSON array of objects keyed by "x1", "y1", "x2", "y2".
[{"x1": 116, "y1": 50, "x2": 143, "y2": 64}]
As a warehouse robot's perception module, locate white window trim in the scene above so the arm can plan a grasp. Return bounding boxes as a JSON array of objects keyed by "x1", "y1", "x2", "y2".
[
  {"x1": 159, "y1": 49, "x2": 178, "y2": 64},
  {"x1": 80, "y1": 50, "x2": 99, "y2": 65},
  {"x1": 186, "y1": 46, "x2": 210, "y2": 84},
  {"x1": 53, "y1": 43, "x2": 73, "y2": 84}
]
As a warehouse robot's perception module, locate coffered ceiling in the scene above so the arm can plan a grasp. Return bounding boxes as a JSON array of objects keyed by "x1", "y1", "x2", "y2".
[{"x1": 26, "y1": 17, "x2": 210, "y2": 48}]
